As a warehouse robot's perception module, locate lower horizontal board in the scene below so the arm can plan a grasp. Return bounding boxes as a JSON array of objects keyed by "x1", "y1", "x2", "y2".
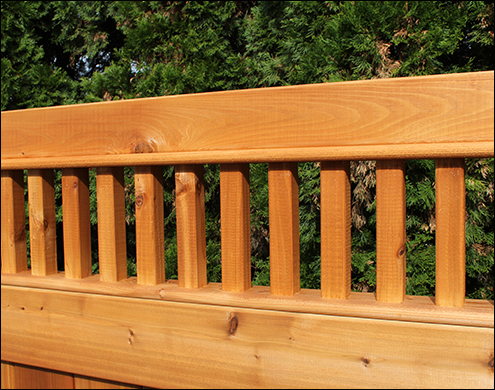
[{"x1": 1, "y1": 285, "x2": 493, "y2": 389}]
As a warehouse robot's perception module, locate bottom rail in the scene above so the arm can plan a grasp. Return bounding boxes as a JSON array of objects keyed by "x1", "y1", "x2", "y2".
[{"x1": 1, "y1": 284, "x2": 493, "y2": 389}]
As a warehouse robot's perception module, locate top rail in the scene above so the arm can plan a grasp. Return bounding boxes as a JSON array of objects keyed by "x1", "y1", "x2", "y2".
[{"x1": 1, "y1": 71, "x2": 493, "y2": 170}]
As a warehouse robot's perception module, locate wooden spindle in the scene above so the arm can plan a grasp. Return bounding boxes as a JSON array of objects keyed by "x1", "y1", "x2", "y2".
[
  {"x1": 175, "y1": 164, "x2": 207, "y2": 289},
  {"x1": 220, "y1": 163, "x2": 251, "y2": 292},
  {"x1": 376, "y1": 160, "x2": 406, "y2": 303},
  {"x1": 435, "y1": 158, "x2": 465, "y2": 307},
  {"x1": 268, "y1": 162, "x2": 300, "y2": 296},
  {"x1": 321, "y1": 161, "x2": 351, "y2": 299},
  {"x1": 62, "y1": 168, "x2": 92, "y2": 279},
  {"x1": 97, "y1": 167, "x2": 127, "y2": 282},
  {"x1": 1, "y1": 170, "x2": 27, "y2": 273},
  {"x1": 28, "y1": 169, "x2": 57, "y2": 276},
  {"x1": 135, "y1": 166, "x2": 165, "y2": 285}
]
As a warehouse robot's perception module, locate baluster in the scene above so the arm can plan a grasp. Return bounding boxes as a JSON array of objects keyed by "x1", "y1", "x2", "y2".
[
  {"x1": 220, "y1": 163, "x2": 251, "y2": 292},
  {"x1": 28, "y1": 169, "x2": 57, "y2": 276},
  {"x1": 376, "y1": 160, "x2": 406, "y2": 303},
  {"x1": 1, "y1": 170, "x2": 27, "y2": 273},
  {"x1": 175, "y1": 164, "x2": 207, "y2": 288},
  {"x1": 268, "y1": 162, "x2": 300, "y2": 296},
  {"x1": 97, "y1": 167, "x2": 127, "y2": 282},
  {"x1": 435, "y1": 158, "x2": 465, "y2": 307},
  {"x1": 62, "y1": 168, "x2": 92, "y2": 279},
  {"x1": 321, "y1": 161, "x2": 351, "y2": 299},
  {"x1": 135, "y1": 166, "x2": 165, "y2": 285}
]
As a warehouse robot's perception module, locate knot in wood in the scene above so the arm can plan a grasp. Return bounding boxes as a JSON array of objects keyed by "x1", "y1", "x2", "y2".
[
  {"x1": 229, "y1": 316, "x2": 238, "y2": 335},
  {"x1": 135, "y1": 195, "x2": 144, "y2": 207},
  {"x1": 73, "y1": 182, "x2": 78, "y2": 189},
  {"x1": 134, "y1": 143, "x2": 153, "y2": 153},
  {"x1": 397, "y1": 244, "x2": 406, "y2": 257}
]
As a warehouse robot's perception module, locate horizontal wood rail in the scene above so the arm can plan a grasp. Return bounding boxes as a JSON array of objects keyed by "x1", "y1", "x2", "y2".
[{"x1": 2, "y1": 71, "x2": 494, "y2": 389}]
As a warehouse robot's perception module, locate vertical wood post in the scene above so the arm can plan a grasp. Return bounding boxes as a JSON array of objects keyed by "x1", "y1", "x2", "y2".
[
  {"x1": 268, "y1": 162, "x2": 300, "y2": 296},
  {"x1": 62, "y1": 168, "x2": 92, "y2": 279},
  {"x1": 376, "y1": 160, "x2": 406, "y2": 303},
  {"x1": 28, "y1": 169, "x2": 57, "y2": 276},
  {"x1": 435, "y1": 158, "x2": 465, "y2": 307},
  {"x1": 175, "y1": 164, "x2": 207, "y2": 289},
  {"x1": 321, "y1": 161, "x2": 351, "y2": 299},
  {"x1": 135, "y1": 166, "x2": 165, "y2": 285},
  {"x1": 97, "y1": 167, "x2": 127, "y2": 282},
  {"x1": 220, "y1": 163, "x2": 251, "y2": 292},
  {"x1": 1, "y1": 170, "x2": 27, "y2": 273}
]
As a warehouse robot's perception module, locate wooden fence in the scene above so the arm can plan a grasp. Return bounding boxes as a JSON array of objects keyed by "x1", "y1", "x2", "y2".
[{"x1": 1, "y1": 71, "x2": 494, "y2": 389}]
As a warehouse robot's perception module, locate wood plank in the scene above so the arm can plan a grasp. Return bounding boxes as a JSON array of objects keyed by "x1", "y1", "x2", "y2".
[
  {"x1": 10, "y1": 363, "x2": 74, "y2": 389},
  {"x1": 268, "y1": 163, "x2": 299, "y2": 295},
  {"x1": 1, "y1": 170, "x2": 27, "y2": 274},
  {"x1": 2, "y1": 142, "x2": 493, "y2": 170},
  {"x1": 376, "y1": 160, "x2": 406, "y2": 303},
  {"x1": 96, "y1": 167, "x2": 127, "y2": 282},
  {"x1": 2, "y1": 271, "x2": 493, "y2": 328},
  {"x1": 2, "y1": 72, "x2": 493, "y2": 170},
  {"x1": 1, "y1": 361, "x2": 16, "y2": 389},
  {"x1": 134, "y1": 166, "x2": 165, "y2": 286},
  {"x1": 435, "y1": 158, "x2": 466, "y2": 307},
  {"x1": 61, "y1": 169, "x2": 92, "y2": 279},
  {"x1": 220, "y1": 164, "x2": 251, "y2": 292},
  {"x1": 175, "y1": 165, "x2": 207, "y2": 289},
  {"x1": 320, "y1": 161, "x2": 351, "y2": 299},
  {"x1": 74, "y1": 375, "x2": 141, "y2": 389},
  {"x1": 2, "y1": 285, "x2": 493, "y2": 389},
  {"x1": 27, "y1": 169, "x2": 57, "y2": 276}
]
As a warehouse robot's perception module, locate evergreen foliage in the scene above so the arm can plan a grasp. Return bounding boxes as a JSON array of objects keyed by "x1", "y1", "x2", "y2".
[{"x1": 2, "y1": 1, "x2": 493, "y2": 299}]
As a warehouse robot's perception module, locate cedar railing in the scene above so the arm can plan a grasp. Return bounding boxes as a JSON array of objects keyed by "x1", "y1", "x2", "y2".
[{"x1": 1, "y1": 71, "x2": 494, "y2": 389}]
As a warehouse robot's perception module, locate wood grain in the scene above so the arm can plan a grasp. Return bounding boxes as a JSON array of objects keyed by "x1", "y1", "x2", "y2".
[
  {"x1": 320, "y1": 161, "x2": 351, "y2": 299},
  {"x1": 96, "y1": 167, "x2": 127, "y2": 282},
  {"x1": 134, "y1": 166, "x2": 165, "y2": 286},
  {"x1": 220, "y1": 164, "x2": 251, "y2": 292},
  {"x1": 1, "y1": 171, "x2": 27, "y2": 274},
  {"x1": 435, "y1": 158, "x2": 466, "y2": 307},
  {"x1": 2, "y1": 285, "x2": 493, "y2": 389},
  {"x1": 2, "y1": 362, "x2": 74, "y2": 389},
  {"x1": 2, "y1": 72, "x2": 493, "y2": 170},
  {"x1": 376, "y1": 160, "x2": 406, "y2": 303},
  {"x1": 268, "y1": 162, "x2": 300, "y2": 295},
  {"x1": 74, "y1": 374, "x2": 141, "y2": 389},
  {"x1": 27, "y1": 169, "x2": 57, "y2": 276},
  {"x1": 61, "y1": 169, "x2": 92, "y2": 279},
  {"x1": 175, "y1": 165, "x2": 207, "y2": 289},
  {"x1": 1, "y1": 361, "x2": 16, "y2": 389},
  {"x1": 2, "y1": 271, "x2": 493, "y2": 328}
]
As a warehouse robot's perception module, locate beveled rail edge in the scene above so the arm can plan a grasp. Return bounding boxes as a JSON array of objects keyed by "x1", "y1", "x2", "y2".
[
  {"x1": 2, "y1": 271, "x2": 493, "y2": 328},
  {"x1": 1, "y1": 142, "x2": 494, "y2": 170}
]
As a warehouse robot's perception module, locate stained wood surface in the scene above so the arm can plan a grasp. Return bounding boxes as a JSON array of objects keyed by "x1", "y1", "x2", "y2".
[
  {"x1": 175, "y1": 165, "x2": 207, "y2": 289},
  {"x1": 1, "y1": 361, "x2": 16, "y2": 389},
  {"x1": 1, "y1": 171, "x2": 27, "y2": 274},
  {"x1": 0, "y1": 362, "x2": 74, "y2": 389},
  {"x1": 74, "y1": 375, "x2": 142, "y2": 389},
  {"x1": 134, "y1": 166, "x2": 165, "y2": 286},
  {"x1": 435, "y1": 158, "x2": 466, "y2": 307},
  {"x1": 2, "y1": 285, "x2": 493, "y2": 389},
  {"x1": 220, "y1": 164, "x2": 251, "y2": 292},
  {"x1": 61, "y1": 169, "x2": 92, "y2": 279},
  {"x1": 2, "y1": 271, "x2": 493, "y2": 328},
  {"x1": 96, "y1": 167, "x2": 127, "y2": 282},
  {"x1": 2, "y1": 72, "x2": 493, "y2": 170},
  {"x1": 376, "y1": 160, "x2": 407, "y2": 303},
  {"x1": 320, "y1": 161, "x2": 351, "y2": 299},
  {"x1": 27, "y1": 169, "x2": 57, "y2": 276},
  {"x1": 268, "y1": 162, "x2": 300, "y2": 296}
]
